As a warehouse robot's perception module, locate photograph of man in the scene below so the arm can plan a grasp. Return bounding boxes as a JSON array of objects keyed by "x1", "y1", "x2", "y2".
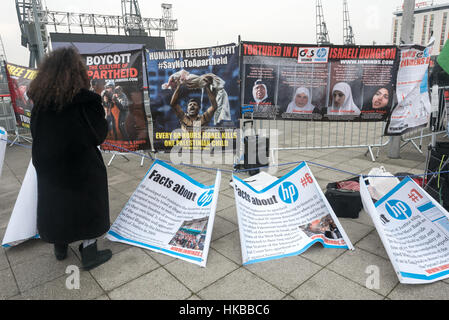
[
  {"x1": 101, "y1": 80, "x2": 131, "y2": 140},
  {"x1": 362, "y1": 87, "x2": 391, "y2": 113},
  {"x1": 285, "y1": 87, "x2": 320, "y2": 114},
  {"x1": 11, "y1": 78, "x2": 33, "y2": 113},
  {"x1": 170, "y1": 76, "x2": 218, "y2": 132},
  {"x1": 251, "y1": 79, "x2": 274, "y2": 113},
  {"x1": 328, "y1": 82, "x2": 361, "y2": 116}
]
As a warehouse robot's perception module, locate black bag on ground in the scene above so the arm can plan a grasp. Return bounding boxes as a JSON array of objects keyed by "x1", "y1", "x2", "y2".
[
  {"x1": 325, "y1": 177, "x2": 362, "y2": 219},
  {"x1": 242, "y1": 120, "x2": 270, "y2": 176}
]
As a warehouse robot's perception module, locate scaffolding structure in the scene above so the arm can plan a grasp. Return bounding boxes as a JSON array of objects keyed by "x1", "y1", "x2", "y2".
[
  {"x1": 343, "y1": 0, "x2": 355, "y2": 45},
  {"x1": 316, "y1": 0, "x2": 331, "y2": 45},
  {"x1": 15, "y1": 0, "x2": 178, "y2": 67}
]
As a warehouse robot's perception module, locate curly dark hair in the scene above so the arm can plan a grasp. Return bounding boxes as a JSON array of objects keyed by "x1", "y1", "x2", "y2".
[{"x1": 28, "y1": 47, "x2": 89, "y2": 112}]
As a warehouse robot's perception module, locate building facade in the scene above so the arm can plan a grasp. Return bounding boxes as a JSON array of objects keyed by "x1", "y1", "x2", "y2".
[{"x1": 392, "y1": 2, "x2": 449, "y2": 55}]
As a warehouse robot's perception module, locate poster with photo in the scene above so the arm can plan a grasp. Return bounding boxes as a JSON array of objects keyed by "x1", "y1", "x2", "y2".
[
  {"x1": 107, "y1": 160, "x2": 221, "y2": 267},
  {"x1": 82, "y1": 49, "x2": 151, "y2": 152},
  {"x1": 360, "y1": 176, "x2": 449, "y2": 284},
  {"x1": 241, "y1": 41, "x2": 399, "y2": 121},
  {"x1": 146, "y1": 44, "x2": 240, "y2": 152},
  {"x1": 385, "y1": 42, "x2": 434, "y2": 135},
  {"x1": 5, "y1": 63, "x2": 37, "y2": 128},
  {"x1": 233, "y1": 162, "x2": 353, "y2": 265}
]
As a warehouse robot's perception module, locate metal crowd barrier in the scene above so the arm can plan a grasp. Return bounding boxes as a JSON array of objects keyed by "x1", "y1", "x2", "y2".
[{"x1": 250, "y1": 119, "x2": 388, "y2": 162}]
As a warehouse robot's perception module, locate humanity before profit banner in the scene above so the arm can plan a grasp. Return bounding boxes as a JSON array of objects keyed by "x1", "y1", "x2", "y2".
[
  {"x1": 83, "y1": 49, "x2": 150, "y2": 152},
  {"x1": 146, "y1": 44, "x2": 240, "y2": 152},
  {"x1": 241, "y1": 41, "x2": 399, "y2": 122}
]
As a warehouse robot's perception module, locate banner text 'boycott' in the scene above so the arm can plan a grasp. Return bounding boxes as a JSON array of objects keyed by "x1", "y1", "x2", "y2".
[{"x1": 85, "y1": 53, "x2": 132, "y2": 66}]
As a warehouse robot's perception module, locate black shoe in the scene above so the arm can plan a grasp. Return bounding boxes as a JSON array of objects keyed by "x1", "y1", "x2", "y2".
[
  {"x1": 54, "y1": 244, "x2": 68, "y2": 261},
  {"x1": 78, "y1": 241, "x2": 112, "y2": 271}
]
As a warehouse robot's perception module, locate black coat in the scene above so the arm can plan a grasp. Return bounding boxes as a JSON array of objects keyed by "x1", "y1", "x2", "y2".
[{"x1": 31, "y1": 89, "x2": 110, "y2": 244}]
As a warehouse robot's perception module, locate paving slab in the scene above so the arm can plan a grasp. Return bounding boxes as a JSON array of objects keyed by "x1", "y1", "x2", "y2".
[
  {"x1": 327, "y1": 248, "x2": 399, "y2": 297},
  {"x1": 210, "y1": 230, "x2": 243, "y2": 265},
  {"x1": 338, "y1": 219, "x2": 375, "y2": 245},
  {"x1": 355, "y1": 230, "x2": 389, "y2": 260},
  {"x1": 197, "y1": 268, "x2": 285, "y2": 300},
  {"x1": 216, "y1": 204, "x2": 239, "y2": 225},
  {"x1": 0, "y1": 268, "x2": 19, "y2": 300},
  {"x1": 244, "y1": 255, "x2": 322, "y2": 293},
  {"x1": 300, "y1": 243, "x2": 347, "y2": 267},
  {"x1": 388, "y1": 281, "x2": 449, "y2": 300},
  {"x1": 290, "y1": 268, "x2": 384, "y2": 300},
  {"x1": 89, "y1": 247, "x2": 160, "y2": 292},
  {"x1": 19, "y1": 271, "x2": 104, "y2": 300},
  {"x1": 164, "y1": 249, "x2": 239, "y2": 293},
  {"x1": 211, "y1": 216, "x2": 238, "y2": 242},
  {"x1": 143, "y1": 249, "x2": 178, "y2": 266},
  {"x1": 108, "y1": 267, "x2": 191, "y2": 300},
  {"x1": 10, "y1": 252, "x2": 80, "y2": 292},
  {"x1": 5, "y1": 239, "x2": 53, "y2": 266},
  {"x1": 0, "y1": 248, "x2": 8, "y2": 271}
]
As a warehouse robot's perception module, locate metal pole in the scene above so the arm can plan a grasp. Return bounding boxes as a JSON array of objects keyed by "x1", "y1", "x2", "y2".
[
  {"x1": 389, "y1": 0, "x2": 415, "y2": 159},
  {"x1": 31, "y1": 0, "x2": 45, "y2": 64}
]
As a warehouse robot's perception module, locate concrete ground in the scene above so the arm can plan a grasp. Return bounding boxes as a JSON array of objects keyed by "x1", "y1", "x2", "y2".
[{"x1": 1, "y1": 133, "x2": 449, "y2": 300}]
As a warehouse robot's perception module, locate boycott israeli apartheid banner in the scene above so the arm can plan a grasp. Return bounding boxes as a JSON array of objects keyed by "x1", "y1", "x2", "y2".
[
  {"x1": 146, "y1": 44, "x2": 240, "y2": 152},
  {"x1": 5, "y1": 62, "x2": 37, "y2": 129},
  {"x1": 107, "y1": 160, "x2": 221, "y2": 267},
  {"x1": 233, "y1": 162, "x2": 353, "y2": 265},
  {"x1": 83, "y1": 49, "x2": 150, "y2": 152},
  {"x1": 360, "y1": 175, "x2": 449, "y2": 284},
  {"x1": 241, "y1": 41, "x2": 399, "y2": 121},
  {"x1": 385, "y1": 40, "x2": 434, "y2": 135}
]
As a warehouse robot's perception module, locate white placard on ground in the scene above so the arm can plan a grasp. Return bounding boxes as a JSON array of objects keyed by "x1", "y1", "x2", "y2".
[
  {"x1": 233, "y1": 162, "x2": 354, "y2": 265},
  {"x1": 107, "y1": 159, "x2": 221, "y2": 267}
]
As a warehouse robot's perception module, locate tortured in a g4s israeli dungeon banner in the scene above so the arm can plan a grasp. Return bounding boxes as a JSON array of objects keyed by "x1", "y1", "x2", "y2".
[
  {"x1": 146, "y1": 44, "x2": 239, "y2": 152},
  {"x1": 241, "y1": 41, "x2": 399, "y2": 121},
  {"x1": 83, "y1": 49, "x2": 150, "y2": 152}
]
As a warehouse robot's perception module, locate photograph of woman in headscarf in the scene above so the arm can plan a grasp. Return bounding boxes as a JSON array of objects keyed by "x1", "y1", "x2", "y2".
[
  {"x1": 362, "y1": 86, "x2": 392, "y2": 114},
  {"x1": 286, "y1": 87, "x2": 321, "y2": 114},
  {"x1": 250, "y1": 79, "x2": 274, "y2": 113},
  {"x1": 327, "y1": 82, "x2": 361, "y2": 116}
]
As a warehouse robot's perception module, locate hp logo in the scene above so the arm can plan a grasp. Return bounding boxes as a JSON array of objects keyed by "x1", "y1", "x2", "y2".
[
  {"x1": 385, "y1": 200, "x2": 412, "y2": 220},
  {"x1": 198, "y1": 190, "x2": 214, "y2": 207},
  {"x1": 317, "y1": 48, "x2": 327, "y2": 58},
  {"x1": 278, "y1": 182, "x2": 299, "y2": 204}
]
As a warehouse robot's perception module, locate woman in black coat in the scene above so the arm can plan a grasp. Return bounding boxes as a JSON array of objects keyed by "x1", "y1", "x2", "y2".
[{"x1": 28, "y1": 47, "x2": 112, "y2": 270}]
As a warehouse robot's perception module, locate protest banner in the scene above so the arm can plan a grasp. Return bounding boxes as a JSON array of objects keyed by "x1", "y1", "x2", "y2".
[
  {"x1": 241, "y1": 41, "x2": 399, "y2": 121},
  {"x1": 2, "y1": 160, "x2": 39, "y2": 247},
  {"x1": 106, "y1": 160, "x2": 221, "y2": 267},
  {"x1": 0, "y1": 127, "x2": 6, "y2": 179},
  {"x1": 233, "y1": 163, "x2": 353, "y2": 265},
  {"x1": 360, "y1": 175, "x2": 449, "y2": 284},
  {"x1": 5, "y1": 62, "x2": 37, "y2": 129},
  {"x1": 83, "y1": 49, "x2": 151, "y2": 152},
  {"x1": 146, "y1": 44, "x2": 240, "y2": 152},
  {"x1": 385, "y1": 40, "x2": 434, "y2": 135}
]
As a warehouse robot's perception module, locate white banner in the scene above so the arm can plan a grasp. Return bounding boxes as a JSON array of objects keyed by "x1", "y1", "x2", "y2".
[
  {"x1": 386, "y1": 40, "x2": 434, "y2": 135},
  {"x1": 360, "y1": 176, "x2": 449, "y2": 284},
  {"x1": 233, "y1": 162, "x2": 353, "y2": 265},
  {"x1": 106, "y1": 160, "x2": 221, "y2": 267},
  {"x1": 2, "y1": 160, "x2": 39, "y2": 247},
  {"x1": 0, "y1": 127, "x2": 6, "y2": 179}
]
